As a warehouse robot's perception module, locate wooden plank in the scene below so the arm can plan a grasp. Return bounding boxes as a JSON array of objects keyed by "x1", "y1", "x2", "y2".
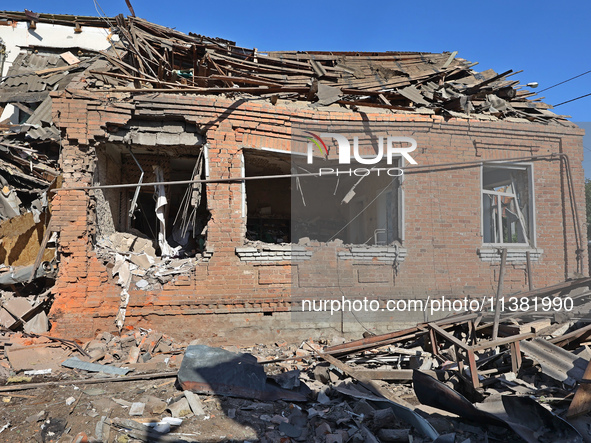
[
  {"x1": 324, "y1": 313, "x2": 478, "y2": 356},
  {"x1": 207, "y1": 75, "x2": 282, "y2": 87},
  {"x1": 493, "y1": 249, "x2": 508, "y2": 340},
  {"x1": 318, "y1": 353, "x2": 414, "y2": 408},
  {"x1": 550, "y1": 323, "x2": 591, "y2": 347},
  {"x1": 35, "y1": 63, "x2": 80, "y2": 76},
  {"x1": 109, "y1": 86, "x2": 308, "y2": 94},
  {"x1": 442, "y1": 51, "x2": 458, "y2": 68},
  {"x1": 11, "y1": 102, "x2": 35, "y2": 115},
  {"x1": 431, "y1": 323, "x2": 534, "y2": 352},
  {"x1": 430, "y1": 323, "x2": 470, "y2": 351},
  {"x1": 471, "y1": 332, "x2": 534, "y2": 352},
  {"x1": 498, "y1": 318, "x2": 551, "y2": 336},
  {"x1": 349, "y1": 369, "x2": 413, "y2": 380},
  {"x1": 0, "y1": 371, "x2": 178, "y2": 392},
  {"x1": 567, "y1": 360, "x2": 591, "y2": 417}
]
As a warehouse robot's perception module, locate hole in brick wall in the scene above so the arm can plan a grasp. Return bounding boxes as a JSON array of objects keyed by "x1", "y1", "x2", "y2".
[
  {"x1": 263, "y1": 311, "x2": 273, "y2": 316},
  {"x1": 94, "y1": 143, "x2": 210, "y2": 258}
]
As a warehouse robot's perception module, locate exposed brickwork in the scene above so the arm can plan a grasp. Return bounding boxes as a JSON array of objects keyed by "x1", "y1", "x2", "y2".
[{"x1": 47, "y1": 90, "x2": 587, "y2": 338}]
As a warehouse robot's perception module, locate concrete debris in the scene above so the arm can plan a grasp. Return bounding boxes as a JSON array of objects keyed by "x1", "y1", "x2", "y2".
[
  {"x1": 183, "y1": 390, "x2": 205, "y2": 416},
  {"x1": 25, "y1": 410, "x2": 46, "y2": 423},
  {"x1": 95, "y1": 232, "x2": 198, "y2": 331},
  {"x1": 0, "y1": 292, "x2": 589, "y2": 441},
  {"x1": 167, "y1": 397, "x2": 192, "y2": 418},
  {"x1": 128, "y1": 401, "x2": 145, "y2": 416}
]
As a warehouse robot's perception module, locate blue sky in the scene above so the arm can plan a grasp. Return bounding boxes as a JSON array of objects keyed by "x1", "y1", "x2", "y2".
[{"x1": 3, "y1": 1, "x2": 591, "y2": 174}]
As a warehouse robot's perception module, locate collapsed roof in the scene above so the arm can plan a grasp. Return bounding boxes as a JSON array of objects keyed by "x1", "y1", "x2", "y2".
[
  {"x1": 0, "y1": 49, "x2": 103, "y2": 194},
  {"x1": 82, "y1": 15, "x2": 566, "y2": 123}
]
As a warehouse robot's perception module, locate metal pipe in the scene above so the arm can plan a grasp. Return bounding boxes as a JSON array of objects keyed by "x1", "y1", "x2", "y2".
[
  {"x1": 51, "y1": 153, "x2": 564, "y2": 192},
  {"x1": 50, "y1": 151, "x2": 584, "y2": 277},
  {"x1": 561, "y1": 154, "x2": 584, "y2": 274},
  {"x1": 526, "y1": 251, "x2": 534, "y2": 291},
  {"x1": 492, "y1": 248, "x2": 507, "y2": 341}
]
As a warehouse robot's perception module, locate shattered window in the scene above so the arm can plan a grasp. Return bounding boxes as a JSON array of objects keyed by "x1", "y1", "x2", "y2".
[
  {"x1": 94, "y1": 145, "x2": 209, "y2": 259},
  {"x1": 243, "y1": 148, "x2": 401, "y2": 246},
  {"x1": 482, "y1": 164, "x2": 533, "y2": 246}
]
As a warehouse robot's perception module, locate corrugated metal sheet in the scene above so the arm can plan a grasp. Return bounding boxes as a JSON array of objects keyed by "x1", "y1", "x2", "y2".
[
  {"x1": 25, "y1": 53, "x2": 60, "y2": 69},
  {"x1": 26, "y1": 97, "x2": 59, "y2": 141},
  {"x1": 521, "y1": 338, "x2": 587, "y2": 387},
  {"x1": 3, "y1": 74, "x2": 46, "y2": 92},
  {"x1": 26, "y1": 96, "x2": 52, "y2": 125}
]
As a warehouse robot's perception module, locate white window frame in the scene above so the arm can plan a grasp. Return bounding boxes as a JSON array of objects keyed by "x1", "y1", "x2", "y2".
[{"x1": 480, "y1": 162, "x2": 536, "y2": 248}]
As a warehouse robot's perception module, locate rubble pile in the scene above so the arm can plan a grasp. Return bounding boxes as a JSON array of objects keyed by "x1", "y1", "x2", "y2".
[
  {"x1": 0, "y1": 280, "x2": 590, "y2": 442},
  {"x1": 0, "y1": 327, "x2": 187, "y2": 378},
  {"x1": 94, "y1": 232, "x2": 205, "y2": 291}
]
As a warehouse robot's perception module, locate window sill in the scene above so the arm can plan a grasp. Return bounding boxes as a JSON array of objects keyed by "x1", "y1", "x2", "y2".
[
  {"x1": 477, "y1": 247, "x2": 543, "y2": 263},
  {"x1": 236, "y1": 244, "x2": 312, "y2": 262},
  {"x1": 235, "y1": 243, "x2": 408, "y2": 263},
  {"x1": 338, "y1": 245, "x2": 407, "y2": 263}
]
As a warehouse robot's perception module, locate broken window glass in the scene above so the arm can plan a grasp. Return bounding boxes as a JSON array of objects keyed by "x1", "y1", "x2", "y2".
[{"x1": 482, "y1": 165, "x2": 532, "y2": 245}]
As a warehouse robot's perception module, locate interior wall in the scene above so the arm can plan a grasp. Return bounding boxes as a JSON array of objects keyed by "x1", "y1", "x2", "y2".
[{"x1": 94, "y1": 145, "x2": 121, "y2": 239}]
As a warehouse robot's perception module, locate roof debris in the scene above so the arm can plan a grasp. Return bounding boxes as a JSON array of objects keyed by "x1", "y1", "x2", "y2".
[
  {"x1": 71, "y1": 15, "x2": 568, "y2": 122},
  {"x1": 0, "y1": 279, "x2": 589, "y2": 441}
]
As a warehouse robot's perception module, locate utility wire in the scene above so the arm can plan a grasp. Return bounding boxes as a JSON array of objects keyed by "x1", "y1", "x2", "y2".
[
  {"x1": 554, "y1": 92, "x2": 591, "y2": 108},
  {"x1": 539, "y1": 69, "x2": 591, "y2": 93},
  {"x1": 93, "y1": 0, "x2": 114, "y2": 28}
]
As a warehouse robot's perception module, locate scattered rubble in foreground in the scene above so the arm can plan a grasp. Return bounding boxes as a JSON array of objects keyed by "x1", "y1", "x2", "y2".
[{"x1": 1, "y1": 282, "x2": 591, "y2": 442}]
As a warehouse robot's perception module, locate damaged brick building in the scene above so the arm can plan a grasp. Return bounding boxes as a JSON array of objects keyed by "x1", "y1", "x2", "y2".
[{"x1": 0, "y1": 11, "x2": 586, "y2": 340}]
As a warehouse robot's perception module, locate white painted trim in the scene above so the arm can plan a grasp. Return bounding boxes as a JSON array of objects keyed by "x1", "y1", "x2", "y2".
[
  {"x1": 203, "y1": 143, "x2": 210, "y2": 178},
  {"x1": 241, "y1": 152, "x2": 246, "y2": 218},
  {"x1": 399, "y1": 156, "x2": 405, "y2": 243},
  {"x1": 258, "y1": 146, "x2": 306, "y2": 157}
]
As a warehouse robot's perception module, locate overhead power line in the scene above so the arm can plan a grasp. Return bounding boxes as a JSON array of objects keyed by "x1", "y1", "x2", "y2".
[
  {"x1": 554, "y1": 92, "x2": 591, "y2": 108},
  {"x1": 539, "y1": 69, "x2": 591, "y2": 93}
]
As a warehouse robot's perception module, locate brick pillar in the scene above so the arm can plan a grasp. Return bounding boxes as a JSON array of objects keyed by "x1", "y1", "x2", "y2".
[
  {"x1": 200, "y1": 122, "x2": 256, "y2": 296},
  {"x1": 49, "y1": 137, "x2": 120, "y2": 337}
]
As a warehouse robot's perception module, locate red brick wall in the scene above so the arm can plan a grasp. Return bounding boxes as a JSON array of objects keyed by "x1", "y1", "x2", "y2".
[{"x1": 47, "y1": 90, "x2": 587, "y2": 338}]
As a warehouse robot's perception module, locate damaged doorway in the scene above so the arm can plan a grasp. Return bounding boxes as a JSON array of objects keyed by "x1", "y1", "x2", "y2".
[{"x1": 94, "y1": 143, "x2": 210, "y2": 258}]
